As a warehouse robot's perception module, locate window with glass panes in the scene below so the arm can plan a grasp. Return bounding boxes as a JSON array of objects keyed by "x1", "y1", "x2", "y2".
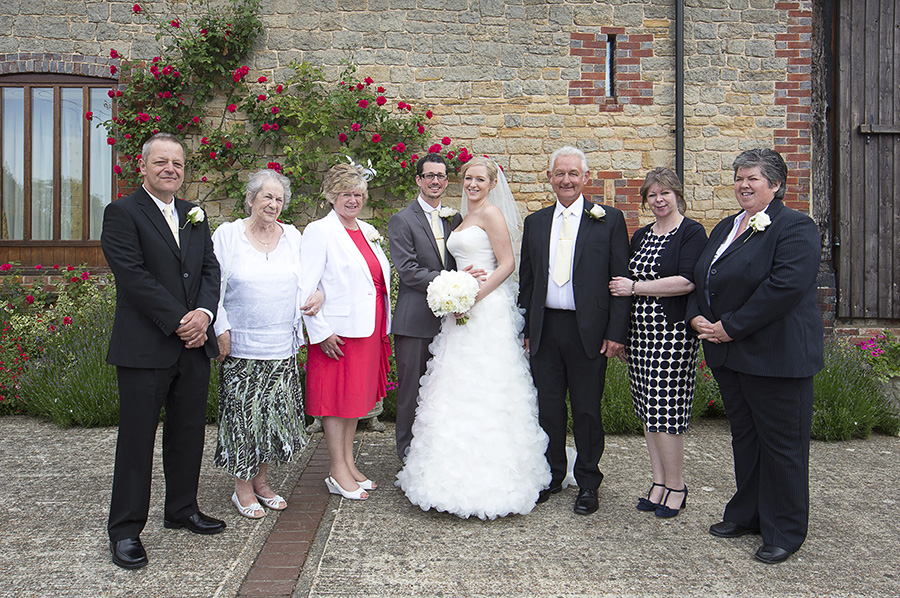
[{"x1": 0, "y1": 74, "x2": 114, "y2": 242}]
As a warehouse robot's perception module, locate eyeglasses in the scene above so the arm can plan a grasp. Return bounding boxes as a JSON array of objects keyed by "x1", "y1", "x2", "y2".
[{"x1": 419, "y1": 173, "x2": 448, "y2": 181}]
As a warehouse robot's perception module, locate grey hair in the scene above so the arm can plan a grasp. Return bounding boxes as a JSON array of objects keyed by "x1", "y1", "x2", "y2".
[
  {"x1": 732, "y1": 149, "x2": 787, "y2": 201},
  {"x1": 245, "y1": 169, "x2": 292, "y2": 213},
  {"x1": 548, "y1": 146, "x2": 589, "y2": 174},
  {"x1": 141, "y1": 132, "x2": 183, "y2": 159}
]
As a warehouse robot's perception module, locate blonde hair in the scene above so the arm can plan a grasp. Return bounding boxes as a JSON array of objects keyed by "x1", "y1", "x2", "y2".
[
  {"x1": 639, "y1": 167, "x2": 686, "y2": 213},
  {"x1": 459, "y1": 156, "x2": 498, "y2": 183},
  {"x1": 322, "y1": 163, "x2": 369, "y2": 205}
]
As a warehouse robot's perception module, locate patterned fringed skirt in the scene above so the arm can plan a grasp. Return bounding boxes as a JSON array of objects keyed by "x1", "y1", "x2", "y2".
[{"x1": 214, "y1": 356, "x2": 308, "y2": 480}]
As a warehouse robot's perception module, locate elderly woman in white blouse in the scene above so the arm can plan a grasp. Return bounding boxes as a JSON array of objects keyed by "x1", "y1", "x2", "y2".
[{"x1": 212, "y1": 169, "x2": 322, "y2": 519}]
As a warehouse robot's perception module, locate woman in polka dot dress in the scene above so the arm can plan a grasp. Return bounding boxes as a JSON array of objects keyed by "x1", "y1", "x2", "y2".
[{"x1": 610, "y1": 168, "x2": 708, "y2": 518}]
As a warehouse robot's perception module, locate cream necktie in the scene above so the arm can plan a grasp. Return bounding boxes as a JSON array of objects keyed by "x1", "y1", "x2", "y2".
[
  {"x1": 163, "y1": 203, "x2": 180, "y2": 248},
  {"x1": 430, "y1": 210, "x2": 445, "y2": 265},
  {"x1": 552, "y1": 208, "x2": 574, "y2": 286}
]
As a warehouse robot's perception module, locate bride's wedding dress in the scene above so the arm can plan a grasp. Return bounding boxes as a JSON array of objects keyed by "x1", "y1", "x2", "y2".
[{"x1": 396, "y1": 226, "x2": 551, "y2": 520}]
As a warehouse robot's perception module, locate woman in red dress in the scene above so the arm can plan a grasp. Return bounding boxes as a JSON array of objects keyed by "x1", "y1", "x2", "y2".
[{"x1": 300, "y1": 163, "x2": 392, "y2": 500}]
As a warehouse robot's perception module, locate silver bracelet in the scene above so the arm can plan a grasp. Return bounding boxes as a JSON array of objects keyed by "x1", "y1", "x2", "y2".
[{"x1": 631, "y1": 280, "x2": 636, "y2": 296}]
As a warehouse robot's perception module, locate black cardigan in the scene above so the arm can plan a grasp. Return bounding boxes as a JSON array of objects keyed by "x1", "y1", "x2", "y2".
[{"x1": 629, "y1": 217, "x2": 708, "y2": 324}]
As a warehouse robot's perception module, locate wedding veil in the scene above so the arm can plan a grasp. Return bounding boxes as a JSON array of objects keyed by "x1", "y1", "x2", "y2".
[{"x1": 460, "y1": 159, "x2": 524, "y2": 266}]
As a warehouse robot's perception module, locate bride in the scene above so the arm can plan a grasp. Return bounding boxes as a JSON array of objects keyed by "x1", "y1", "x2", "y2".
[{"x1": 395, "y1": 156, "x2": 551, "y2": 520}]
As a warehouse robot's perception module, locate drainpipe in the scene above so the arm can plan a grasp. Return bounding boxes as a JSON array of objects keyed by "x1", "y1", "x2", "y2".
[{"x1": 676, "y1": 0, "x2": 684, "y2": 183}]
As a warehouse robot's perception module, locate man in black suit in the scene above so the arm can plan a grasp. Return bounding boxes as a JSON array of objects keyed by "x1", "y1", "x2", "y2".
[
  {"x1": 101, "y1": 133, "x2": 224, "y2": 570},
  {"x1": 518, "y1": 146, "x2": 631, "y2": 515}
]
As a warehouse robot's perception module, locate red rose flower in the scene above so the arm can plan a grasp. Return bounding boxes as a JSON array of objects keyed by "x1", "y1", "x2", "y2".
[
  {"x1": 351, "y1": 123, "x2": 361, "y2": 132},
  {"x1": 113, "y1": 165, "x2": 122, "y2": 174},
  {"x1": 81, "y1": 272, "x2": 90, "y2": 280},
  {"x1": 110, "y1": 65, "x2": 117, "y2": 75},
  {"x1": 426, "y1": 110, "x2": 433, "y2": 118},
  {"x1": 192, "y1": 116, "x2": 200, "y2": 124},
  {"x1": 365, "y1": 77, "x2": 374, "y2": 85},
  {"x1": 110, "y1": 49, "x2": 118, "y2": 59},
  {"x1": 376, "y1": 96, "x2": 387, "y2": 106},
  {"x1": 201, "y1": 137, "x2": 209, "y2": 145},
  {"x1": 225, "y1": 141, "x2": 233, "y2": 149},
  {"x1": 0, "y1": 263, "x2": 10, "y2": 272},
  {"x1": 152, "y1": 56, "x2": 160, "y2": 63},
  {"x1": 170, "y1": 19, "x2": 180, "y2": 27},
  {"x1": 71, "y1": 277, "x2": 78, "y2": 283},
  {"x1": 209, "y1": 151, "x2": 216, "y2": 159},
  {"x1": 85, "y1": 111, "x2": 93, "y2": 120},
  {"x1": 410, "y1": 154, "x2": 418, "y2": 161},
  {"x1": 275, "y1": 85, "x2": 283, "y2": 94},
  {"x1": 372, "y1": 134, "x2": 382, "y2": 143},
  {"x1": 227, "y1": 104, "x2": 237, "y2": 113},
  {"x1": 176, "y1": 124, "x2": 184, "y2": 131},
  {"x1": 338, "y1": 133, "x2": 348, "y2": 143},
  {"x1": 257, "y1": 94, "x2": 267, "y2": 101},
  {"x1": 429, "y1": 144, "x2": 441, "y2": 153},
  {"x1": 115, "y1": 90, "x2": 122, "y2": 97},
  {"x1": 34, "y1": 264, "x2": 41, "y2": 270},
  {"x1": 442, "y1": 136, "x2": 451, "y2": 145},
  {"x1": 395, "y1": 142, "x2": 406, "y2": 153},
  {"x1": 358, "y1": 99, "x2": 368, "y2": 108},
  {"x1": 52, "y1": 264, "x2": 59, "y2": 269},
  {"x1": 262, "y1": 123, "x2": 271, "y2": 131},
  {"x1": 63, "y1": 316, "x2": 72, "y2": 326},
  {"x1": 267, "y1": 162, "x2": 282, "y2": 172},
  {"x1": 107, "y1": 137, "x2": 116, "y2": 145},
  {"x1": 258, "y1": 76, "x2": 267, "y2": 83},
  {"x1": 107, "y1": 90, "x2": 115, "y2": 98},
  {"x1": 201, "y1": 176, "x2": 207, "y2": 182},
  {"x1": 271, "y1": 123, "x2": 279, "y2": 130},
  {"x1": 417, "y1": 123, "x2": 425, "y2": 134},
  {"x1": 356, "y1": 83, "x2": 364, "y2": 91},
  {"x1": 401, "y1": 160, "x2": 407, "y2": 168},
  {"x1": 271, "y1": 106, "x2": 279, "y2": 114},
  {"x1": 377, "y1": 86, "x2": 385, "y2": 93},
  {"x1": 132, "y1": 4, "x2": 141, "y2": 12},
  {"x1": 25, "y1": 295, "x2": 34, "y2": 305}
]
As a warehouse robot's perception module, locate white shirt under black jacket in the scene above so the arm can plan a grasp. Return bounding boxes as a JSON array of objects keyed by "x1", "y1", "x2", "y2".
[{"x1": 544, "y1": 195, "x2": 584, "y2": 311}]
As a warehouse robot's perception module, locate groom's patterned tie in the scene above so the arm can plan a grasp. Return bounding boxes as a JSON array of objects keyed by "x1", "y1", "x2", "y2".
[
  {"x1": 163, "y1": 203, "x2": 180, "y2": 248},
  {"x1": 430, "y1": 210, "x2": 445, "y2": 265},
  {"x1": 552, "y1": 207, "x2": 574, "y2": 286}
]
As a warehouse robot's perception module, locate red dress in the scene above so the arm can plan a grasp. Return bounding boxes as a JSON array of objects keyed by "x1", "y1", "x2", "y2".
[{"x1": 305, "y1": 227, "x2": 391, "y2": 418}]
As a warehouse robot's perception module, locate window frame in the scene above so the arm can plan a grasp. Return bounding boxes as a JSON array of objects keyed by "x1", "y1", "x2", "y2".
[{"x1": 0, "y1": 73, "x2": 116, "y2": 248}]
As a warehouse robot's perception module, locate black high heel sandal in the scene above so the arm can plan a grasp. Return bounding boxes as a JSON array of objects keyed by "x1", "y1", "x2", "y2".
[
  {"x1": 636, "y1": 482, "x2": 665, "y2": 512},
  {"x1": 655, "y1": 486, "x2": 688, "y2": 518}
]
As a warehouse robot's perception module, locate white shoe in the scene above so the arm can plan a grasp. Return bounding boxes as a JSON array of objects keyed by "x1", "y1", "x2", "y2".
[
  {"x1": 325, "y1": 476, "x2": 368, "y2": 500},
  {"x1": 232, "y1": 492, "x2": 265, "y2": 519},
  {"x1": 254, "y1": 492, "x2": 287, "y2": 510},
  {"x1": 358, "y1": 479, "x2": 377, "y2": 491}
]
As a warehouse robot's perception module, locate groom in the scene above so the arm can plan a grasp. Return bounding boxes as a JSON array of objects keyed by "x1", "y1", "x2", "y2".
[
  {"x1": 518, "y1": 146, "x2": 631, "y2": 515},
  {"x1": 389, "y1": 154, "x2": 463, "y2": 462}
]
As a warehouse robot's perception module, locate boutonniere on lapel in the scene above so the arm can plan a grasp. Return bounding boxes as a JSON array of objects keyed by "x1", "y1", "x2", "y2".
[
  {"x1": 181, "y1": 206, "x2": 205, "y2": 229},
  {"x1": 365, "y1": 228, "x2": 384, "y2": 246},
  {"x1": 438, "y1": 207, "x2": 457, "y2": 221},
  {"x1": 586, "y1": 204, "x2": 606, "y2": 220},
  {"x1": 744, "y1": 212, "x2": 771, "y2": 242}
]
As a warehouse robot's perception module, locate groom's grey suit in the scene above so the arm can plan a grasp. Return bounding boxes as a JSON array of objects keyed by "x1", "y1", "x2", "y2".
[{"x1": 389, "y1": 201, "x2": 462, "y2": 461}]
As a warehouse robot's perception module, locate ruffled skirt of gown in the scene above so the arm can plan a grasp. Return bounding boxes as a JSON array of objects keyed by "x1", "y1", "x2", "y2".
[{"x1": 395, "y1": 280, "x2": 551, "y2": 520}]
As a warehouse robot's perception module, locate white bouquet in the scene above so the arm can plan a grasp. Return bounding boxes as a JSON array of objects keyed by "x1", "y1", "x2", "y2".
[{"x1": 426, "y1": 270, "x2": 480, "y2": 325}]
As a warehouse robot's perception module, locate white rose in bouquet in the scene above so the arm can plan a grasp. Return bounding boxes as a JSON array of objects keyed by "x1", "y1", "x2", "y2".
[{"x1": 426, "y1": 270, "x2": 480, "y2": 325}]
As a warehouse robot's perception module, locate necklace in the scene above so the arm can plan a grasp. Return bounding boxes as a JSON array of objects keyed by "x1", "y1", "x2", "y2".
[{"x1": 247, "y1": 222, "x2": 280, "y2": 260}]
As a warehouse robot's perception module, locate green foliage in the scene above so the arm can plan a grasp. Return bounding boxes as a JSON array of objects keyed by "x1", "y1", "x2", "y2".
[
  {"x1": 99, "y1": 1, "x2": 470, "y2": 223},
  {"x1": 853, "y1": 330, "x2": 900, "y2": 383},
  {"x1": 600, "y1": 358, "x2": 644, "y2": 434},
  {"x1": 100, "y1": 0, "x2": 263, "y2": 198},
  {"x1": 692, "y1": 350, "x2": 725, "y2": 418},
  {"x1": 812, "y1": 340, "x2": 900, "y2": 440}
]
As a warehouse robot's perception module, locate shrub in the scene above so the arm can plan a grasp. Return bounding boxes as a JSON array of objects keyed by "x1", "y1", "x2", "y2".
[
  {"x1": 853, "y1": 330, "x2": 900, "y2": 382},
  {"x1": 811, "y1": 340, "x2": 900, "y2": 440},
  {"x1": 600, "y1": 358, "x2": 643, "y2": 435}
]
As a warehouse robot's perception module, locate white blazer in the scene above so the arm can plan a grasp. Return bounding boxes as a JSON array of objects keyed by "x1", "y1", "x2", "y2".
[{"x1": 300, "y1": 210, "x2": 392, "y2": 345}]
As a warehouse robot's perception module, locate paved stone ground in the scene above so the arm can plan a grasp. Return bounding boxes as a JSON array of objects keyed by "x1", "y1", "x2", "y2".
[{"x1": 1, "y1": 416, "x2": 898, "y2": 598}]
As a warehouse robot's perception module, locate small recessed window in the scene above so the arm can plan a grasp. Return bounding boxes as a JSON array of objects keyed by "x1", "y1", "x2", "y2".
[{"x1": 605, "y1": 35, "x2": 616, "y2": 98}]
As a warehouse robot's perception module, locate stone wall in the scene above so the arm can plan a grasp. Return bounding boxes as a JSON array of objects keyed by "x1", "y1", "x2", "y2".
[{"x1": 2, "y1": 0, "x2": 816, "y2": 234}]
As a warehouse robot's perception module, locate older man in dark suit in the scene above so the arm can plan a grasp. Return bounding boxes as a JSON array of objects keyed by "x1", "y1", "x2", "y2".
[
  {"x1": 101, "y1": 133, "x2": 223, "y2": 570},
  {"x1": 388, "y1": 154, "x2": 463, "y2": 462},
  {"x1": 518, "y1": 146, "x2": 631, "y2": 515}
]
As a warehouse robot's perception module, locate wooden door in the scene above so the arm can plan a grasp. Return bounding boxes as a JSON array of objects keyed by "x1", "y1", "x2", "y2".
[{"x1": 835, "y1": 0, "x2": 900, "y2": 318}]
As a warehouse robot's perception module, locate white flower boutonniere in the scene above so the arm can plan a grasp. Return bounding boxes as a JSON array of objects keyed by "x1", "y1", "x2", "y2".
[
  {"x1": 365, "y1": 229, "x2": 384, "y2": 246},
  {"x1": 438, "y1": 207, "x2": 458, "y2": 220},
  {"x1": 186, "y1": 206, "x2": 205, "y2": 225},
  {"x1": 587, "y1": 204, "x2": 606, "y2": 220},
  {"x1": 744, "y1": 212, "x2": 771, "y2": 242}
]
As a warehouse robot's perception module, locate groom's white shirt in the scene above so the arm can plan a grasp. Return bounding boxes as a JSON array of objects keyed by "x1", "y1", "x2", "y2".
[
  {"x1": 417, "y1": 195, "x2": 441, "y2": 214},
  {"x1": 545, "y1": 194, "x2": 584, "y2": 310}
]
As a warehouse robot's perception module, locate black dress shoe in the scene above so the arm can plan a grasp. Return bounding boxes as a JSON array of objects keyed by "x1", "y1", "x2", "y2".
[
  {"x1": 110, "y1": 537, "x2": 148, "y2": 569},
  {"x1": 164, "y1": 511, "x2": 226, "y2": 535},
  {"x1": 536, "y1": 484, "x2": 562, "y2": 504},
  {"x1": 573, "y1": 488, "x2": 598, "y2": 515},
  {"x1": 754, "y1": 544, "x2": 795, "y2": 564},
  {"x1": 709, "y1": 520, "x2": 758, "y2": 538}
]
